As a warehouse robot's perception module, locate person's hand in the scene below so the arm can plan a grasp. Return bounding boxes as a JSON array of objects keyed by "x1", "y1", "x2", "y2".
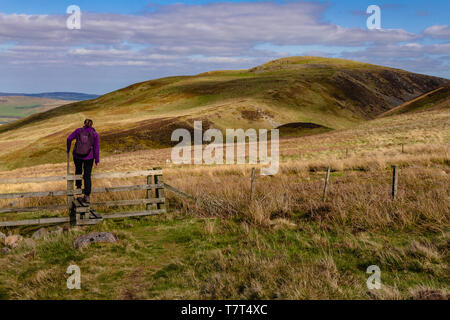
[{"x1": 95, "y1": 162, "x2": 99, "y2": 168}]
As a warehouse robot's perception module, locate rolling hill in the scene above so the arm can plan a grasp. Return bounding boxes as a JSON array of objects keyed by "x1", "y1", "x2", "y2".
[
  {"x1": 0, "y1": 92, "x2": 99, "y2": 101},
  {"x1": 0, "y1": 96, "x2": 73, "y2": 125},
  {"x1": 0, "y1": 56, "x2": 447, "y2": 170},
  {"x1": 0, "y1": 80, "x2": 449, "y2": 299},
  {"x1": 0, "y1": 58, "x2": 449, "y2": 300}
]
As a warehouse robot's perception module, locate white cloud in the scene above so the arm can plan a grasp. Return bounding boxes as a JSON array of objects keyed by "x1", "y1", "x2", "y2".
[
  {"x1": 423, "y1": 25, "x2": 450, "y2": 40},
  {"x1": 0, "y1": 2, "x2": 418, "y2": 51},
  {"x1": 0, "y1": 2, "x2": 447, "y2": 92}
]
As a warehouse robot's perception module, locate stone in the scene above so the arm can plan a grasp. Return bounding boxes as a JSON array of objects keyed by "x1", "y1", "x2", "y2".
[
  {"x1": 1, "y1": 247, "x2": 11, "y2": 255},
  {"x1": 51, "y1": 227, "x2": 63, "y2": 235},
  {"x1": 31, "y1": 228, "x2": 48, "y2": 239},
  {"x1": 74, "y1": 232, "x2": 118, "y2": 249},
  {"x1": 4, "y1": 235, "x2": 24, "y2": 248},
  {"x1": 0, "y1": 231, "x2": 6, "y2": 242}
]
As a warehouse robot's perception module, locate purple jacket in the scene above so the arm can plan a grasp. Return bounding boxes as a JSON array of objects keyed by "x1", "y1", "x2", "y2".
[{"x1": 67, "y1": 126, "x2": 100, "y2": 164}]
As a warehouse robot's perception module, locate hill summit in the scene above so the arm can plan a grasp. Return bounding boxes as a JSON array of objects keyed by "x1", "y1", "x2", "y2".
[{"x1": 0, "y1": 56, "x2": 447, "y2": 169}]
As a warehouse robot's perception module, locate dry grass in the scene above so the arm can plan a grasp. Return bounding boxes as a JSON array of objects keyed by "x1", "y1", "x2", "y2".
[
  {"x1": 0, "y1": 107, "x2": 448, "y2": 229},
  {"x1": 0, "y1": 107, "x2": 448, "y2": 300}
]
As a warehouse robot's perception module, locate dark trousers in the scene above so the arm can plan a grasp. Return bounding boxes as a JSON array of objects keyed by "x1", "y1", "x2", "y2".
[{"x1": 74, "y1": 158, "x2": 94, "y2": 196}]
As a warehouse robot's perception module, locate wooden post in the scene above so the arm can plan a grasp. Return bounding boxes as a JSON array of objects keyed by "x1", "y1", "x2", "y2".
[
  {"x1": 250, "y1": 167, "x2": 256, "y2": 201},
  {"x1": 67, "y1": 152, "x2": 74, "y2": 208},
  {"x1": 153, "y1": 167, "x2": 165, "y2": 211},
  {"x1": 401, "y1": 144, "x2": 404, "y2": 153},
  {"x1": 392, "y1": 165, "x2": 398, "y2": 200},
  {"x1": 346, "y1": 148, "x2": 348, "y2": 158},
  {"x1": 146, "y1": 169, "x2": 153, "y2": 211},
  {"x1": 322, "y1": 166, "x2": 331, "y2": 202}
]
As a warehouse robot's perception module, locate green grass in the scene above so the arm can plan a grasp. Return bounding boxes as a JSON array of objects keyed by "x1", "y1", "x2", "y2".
[
  {"x1": 0, "y1": 213, "x2": 448, "y2": 299},
  {"x1": 0, "y1": 96, "x2": 70, "y2": 120},
  {"x1": 0, "y1": 103, "x2": 41, "y2": 118}
]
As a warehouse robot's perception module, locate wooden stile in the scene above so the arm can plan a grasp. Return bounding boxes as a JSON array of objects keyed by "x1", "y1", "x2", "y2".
[
  {"x1": 0, "y1": 184, "x2": 163, "y2": 200},
  {"x1": 0, "y1": 168, "x2": 167, "y2": 227},
  {"x1": 0, "y1": 174, "x2": 82, "y2": 185},
  {"x1": 67, "y1": 152, "x2": 74, "y2": 208},
  {"x1": 153, "y1": 167, "x2": 165, "y2": 211},
  {"x1": 146, "y1": 169, "x2": 153, "y2": 212}
]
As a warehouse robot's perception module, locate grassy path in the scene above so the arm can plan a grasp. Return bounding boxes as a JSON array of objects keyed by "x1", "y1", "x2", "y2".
[{"x1": 1, "y1": 212, "x2": 448, "y2": 300}]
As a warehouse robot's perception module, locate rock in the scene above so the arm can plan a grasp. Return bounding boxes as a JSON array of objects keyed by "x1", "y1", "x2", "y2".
[
  {"x1": 74, "y1": 232, "x2": 118, "y2": 249},
  {"x1": 51, "y1": 227, "x2": 63, "y2": 235},
  {"x1": 1, "y1": 247, "x2": 11, "y2": 255},
  {"x1": 0, "y1": 231, "x2": 6, "y2": 243},
  {"x1": 32, "y1": 228, "x2": 48, "y2": 239},
  {"x1": 4, "y1": 235, "x2": 24, "y2": 248}
]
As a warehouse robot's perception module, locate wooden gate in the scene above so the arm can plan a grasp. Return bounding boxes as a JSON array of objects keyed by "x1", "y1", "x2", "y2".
[{"x1": 0, "y1": 167, "x2": 166, "y2": 227}]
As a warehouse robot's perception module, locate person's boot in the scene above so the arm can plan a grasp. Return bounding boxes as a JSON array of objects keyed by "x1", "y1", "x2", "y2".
[{"x1": 82, "y1": 195, "x2": 90, "y2": 204}]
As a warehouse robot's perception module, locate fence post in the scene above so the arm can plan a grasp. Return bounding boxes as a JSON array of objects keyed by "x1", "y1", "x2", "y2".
[
  {"x1": 66, "y1": 152, "x2": 74, "y2": 208},
  {"x1": 392, "y1": 165, "x2": 398, "y2": 200},
  {"x1": 322, "y1": 166, "x2": 331, "y2": 202},
  {"x1": 146, "y1": 169, "x2": 153, "y2": 212},
  {"x1": 153, "y1": 167, "x2": 165, "y2": 211},
  {"x1": 250, "y1": 167, "x2": 256, "y2": 201},
  {"x1": 401, "y1": 144, "x2": 404, "y2": 154}
]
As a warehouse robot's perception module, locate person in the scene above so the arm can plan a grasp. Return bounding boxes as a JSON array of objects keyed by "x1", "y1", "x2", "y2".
[{"x1": 67, "y1": 119, "x2": 100, "y2": 204}]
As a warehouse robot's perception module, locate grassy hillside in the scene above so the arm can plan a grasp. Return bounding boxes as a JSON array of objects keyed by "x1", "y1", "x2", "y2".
[
  {"x1": 0, "y1": 56, "x2": 447, "y2": 170},
  {"x1": 0, "y1": 102, "x2": 448, "y2": 299},
  {"x1": 0, "y1": 92, "x2": 98, "y2": 101},
  {"x1": 0, "y1": 96, "x2": 72, "y2": 124}
]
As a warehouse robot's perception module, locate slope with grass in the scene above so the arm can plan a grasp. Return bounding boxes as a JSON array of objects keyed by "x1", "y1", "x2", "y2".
[
  {"x1": 0, "y1": 56, "x2": 446, "y2": 170},
  {"x1": 0, "y1": 99, "x2": 448, "y2": 299},
  {"x1": 0, "y1": 92, "x2": 98, "y2": 101},
  {"x1": 0, "y1": 96, "x2": 73, "y2": 124}
]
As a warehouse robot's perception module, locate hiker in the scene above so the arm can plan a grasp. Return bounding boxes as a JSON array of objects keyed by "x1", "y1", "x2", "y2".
[{"x1": 66, "y1": 119, "x2": 100, "y2": 204}]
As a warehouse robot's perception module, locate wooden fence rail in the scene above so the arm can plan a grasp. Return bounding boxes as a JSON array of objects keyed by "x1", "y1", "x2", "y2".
[
  {"x1": 0, "y1": 170, "x2": 162, "y2": 185},
  {"x1": 0, "y1": 210, "x2": 164, "y2": 227},
  {"x1": 0, "y1": 168, "x2": 166, "y2": 227},
  {"x1": 0, "y1": 184, "x2": 164, "y2": 200},
  {"x1": 0, "y1": 175, "x2": 82, "y2": 185}
]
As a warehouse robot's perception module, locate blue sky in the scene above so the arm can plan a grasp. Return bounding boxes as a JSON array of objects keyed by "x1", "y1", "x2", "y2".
[{"x1": 0, "y1": 0, "x2": 449, "y2": 94}]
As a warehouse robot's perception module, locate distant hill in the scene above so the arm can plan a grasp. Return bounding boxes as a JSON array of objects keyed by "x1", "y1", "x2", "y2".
[
  {"x1": 0, "y1": 56, "x2": 447, "y2": 169},
  {"x1": 0, "y1": 92, "x2": 99, "y2": 101},
  {"x1": 0, "y1": 92, "x2": 98, "y2": 124},
  {"x1": 0, "y1": 96, "x2": 73, "y2": 125}
]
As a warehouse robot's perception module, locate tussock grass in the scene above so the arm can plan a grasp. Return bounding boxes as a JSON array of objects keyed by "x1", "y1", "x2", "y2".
[{"x1": 0, "y1": 106, "x2": 448, "y2": 300}]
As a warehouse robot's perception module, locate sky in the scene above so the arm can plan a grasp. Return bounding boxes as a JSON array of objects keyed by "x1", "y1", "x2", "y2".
[{"x1": 0, "y1": 0, "x2": 449, "y2": 94}]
